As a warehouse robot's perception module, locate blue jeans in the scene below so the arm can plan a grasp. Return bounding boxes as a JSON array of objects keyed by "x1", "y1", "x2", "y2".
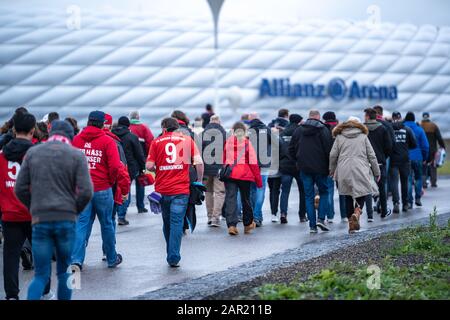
[
  {"x1": 280, "y1": 173, "x2": 306, "y2": 219},
  {"x1": 135, "y1": 179, "x2": 145, "y2": 210},
  {"x1": 327, "y1": 177, "x2": 335, "y2": 220},
  {"x1": 300, "y1": 172, "x2": 330, "y2": 229},
  {"x1": 117, "y1": 192, "x2": 131, "y2": 219},
  {"x1": 408, "y1": 160, "x2": 423, "y2": 204},
  {"x1": 27, "y1": 221, "x2": 75, "y2": 300},
  {"x1": 72, "y1": 188, "x2": 118, "y2": 266},
  {"x1": 250, "y1": 174, "x2": 268, "y2": 222},
  {"x1": 161, "y1": 194, "x2": 189, "y2": 265}
]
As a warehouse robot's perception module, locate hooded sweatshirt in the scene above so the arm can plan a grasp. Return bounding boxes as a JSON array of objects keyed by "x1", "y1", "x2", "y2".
[
  {"x1": 404, "y1": 121, "x2": 429, "y2": 162},
  {"x1": 288, "y1": 118, "x2": 332, "y2": 175},
  {"x1": 72, "y1": 126, "x2": 122, "y2": 192},
  {"x1": 391, "y1": 122, "x2": 417, "y2": 166},
  {"x1": 0, "y1": 138, "x2": 33, "y2": 222},
  {"x1": 364, "y1": 119, "x2": 392, "y2": 165}
]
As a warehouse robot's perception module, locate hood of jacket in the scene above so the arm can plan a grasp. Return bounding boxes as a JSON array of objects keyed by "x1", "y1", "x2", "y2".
[
  {"x1": 268, "y1": 117, "x2": 289, "y2": 128},
  {"x1": 392, "y1": 121, "x2": 405, "y2": 131},
  {"x1": 2, "y1": 138, "x2": 33, "y2": 163},
  {"x1": 111, "y1": 126, "x2": 130, "y2": 138},
  {"x1": 104, "y1": 129, "x2": 121, "y2": 142},
  {"x1": 78, "y1": 125, "x2": 106, "y2": 142},
  {"x1": 333, "y1": 121, "x2": 368, "y2": 139},
  {"x1": 249, "y1": 118, "x2": 267, "y2": 130},
  {"x1": 364, "y1": 120, "x2": 382, "y2": 131},
  {"x1": 302, "y1": 118, "x2": 326, "y2": 136},
  {"x1": 281, "y1": 122, "x2": 300, "y2": 137}
]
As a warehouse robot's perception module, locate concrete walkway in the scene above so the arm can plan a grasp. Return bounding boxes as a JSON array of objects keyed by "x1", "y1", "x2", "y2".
[{"x1": 1, "y1": 180, "x2": 449, "y2": 300}]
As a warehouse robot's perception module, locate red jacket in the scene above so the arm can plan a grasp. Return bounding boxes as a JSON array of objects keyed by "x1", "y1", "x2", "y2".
[
  {"x1": 72, "y1": 126, "x2": 121, "y2": 192},
  {"x1": 130, "y1": 122, "x2": 154, "y2": 155},
  {"x1": 223, "y1": 136, "x2": 262, "y2": 188},
  {"x1": 0, "y1": 152, "x2": 31, "y2": 222}
]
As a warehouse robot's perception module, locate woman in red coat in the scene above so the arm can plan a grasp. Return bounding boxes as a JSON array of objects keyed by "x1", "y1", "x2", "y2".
[{"x1": 223, "y1": 122, "x2": 262, "y2": 236}]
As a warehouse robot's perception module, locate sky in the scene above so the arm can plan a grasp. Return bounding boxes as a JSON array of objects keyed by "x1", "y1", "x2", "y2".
[{"x1": 2, "y1": 0, "x2": 450, "y2": 26}]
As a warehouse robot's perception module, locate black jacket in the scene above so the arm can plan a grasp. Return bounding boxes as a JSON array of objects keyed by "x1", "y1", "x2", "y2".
[
  {"x1": 279, "y1": 122, "x2": 300, "y2": 175},
  {"x1": 201, "y1": 112, "x2": 214, "y2": 129},
  {"x1": 248, "y1": 119, "x2": 272, "y2": 169},
  {"x1": 112, "y1": 126, "x2": 145, "y2": 179},
  {"x1": 378, "y1": 119, "x2": 396, "y2": 149},
  {"x1": 268, "y1": 117, "x2": 289, "y2": 130},
  {"x1": 365, "y1": 120, "x2": 393, "y2": 165},
  {"x1": 201, "y1": 122, "x2": 227, "y2": 177},
  {"x1": 3, "y1": 138, "x2": 33, "y2": 164},
  {"x1": 289, "y1": 119, "x2": 332, "y2": 175},
  {"x1": 0, "y1": 129, "x2": 14, "y2": 151},
  {"x1": 391, "y1": 122, "x2": 417, "y2": 166}
]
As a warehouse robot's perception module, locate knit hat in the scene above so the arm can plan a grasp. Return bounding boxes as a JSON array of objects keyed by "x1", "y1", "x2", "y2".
[
  {"x1": 88, "y1": 110, "x2": 105, "y2": 123},
  {"x1": 323, "y1": 111, "x2": 337, "y2": 122},
  {"x1": 392, "y1": 111, "x2": 401, "y2": 120},
  {"x1": 289, "y1": 114, "x2": 303, "y2": 124},
  {"x1": 404, "y1": 112, "x2": 415, "y2": 122},
  {"x1": 422, "y1": 112, "x2": 430, "y2": 120},
  {"x1": 118, "y1": 116, "x2": 130, "y2": 127},
  {"x1": 104, "y1": 114, "x2": 113, "y2": 126},
  {"x1": 50, "y1": 120, "x2": 74, "y2": 140}
]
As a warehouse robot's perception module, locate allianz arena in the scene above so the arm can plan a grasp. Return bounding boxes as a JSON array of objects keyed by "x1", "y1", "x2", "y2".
[{"x1": 0, "y1": 3, "x2": 449, "y2": 136}]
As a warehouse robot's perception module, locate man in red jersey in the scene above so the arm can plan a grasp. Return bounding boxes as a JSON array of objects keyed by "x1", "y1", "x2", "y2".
[
  {"x1": 146, "y1": 117, "x2": 203, "y2": 267},
  {"x1": 71, "y1": 111, "x2": 123, "y2": 269}
]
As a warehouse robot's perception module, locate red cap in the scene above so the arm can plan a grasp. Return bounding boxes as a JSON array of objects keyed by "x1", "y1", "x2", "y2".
[{"x1": 104, "y1": 113, "x2": 113, "y2": 126}]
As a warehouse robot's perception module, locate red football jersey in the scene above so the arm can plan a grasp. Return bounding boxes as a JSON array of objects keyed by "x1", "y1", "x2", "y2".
[{"x1": 147, "y1": 132, "x2": 200, "y2": 196}]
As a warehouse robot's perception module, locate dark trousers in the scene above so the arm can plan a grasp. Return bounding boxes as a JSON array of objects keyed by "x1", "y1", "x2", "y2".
[
  {"x1": 224, "y1": 179, "x2": 253, "y2": 227},
  {"x1": 390, "y1": 163, "x2": 410, "y2": 205},
  {"x1": 345, "y1": 196, "x2": 366, "y2": 219},
  {"x1": 268, "y1": 177, "x2": 281, "y2": 215},
  {"x1": 280, "y1": 173, "x2": 306, "y2": 219},
  {"x1": 423, "y1": 162, "x2": 438, "y2": 187},
  {"x1": 2, "y1": 221, "x2": 50, "y2": 299},
  {"x1": 376, "y1": 164, "x2": 388, "y2": 217}
]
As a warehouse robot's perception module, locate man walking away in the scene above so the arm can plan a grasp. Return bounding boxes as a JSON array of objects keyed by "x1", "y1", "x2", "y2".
[
  {"x1": 71, "y1": 111, "x2": 123, "y2": 270},
  {"x1": 421, "y1": 112, "x2": 446, "y2": 188},
  {"x1": 201, "y1": 104, "x2": 215, "y2": 129},
  {"x1": 15, "y1": 120, "x2": 93, "y2": 300},
  {"x1": 404, "y1": 112, "x2": 429, "y2": 208},
  {"x1": 390, "y1": 112, "x2": 417, "y2": 213},
  {"x1": 248, "y1": 113, "x2": 272, "y2": 227},
  {"x1": 112, "y1": 116, "x2": 146, "y2": 225},
  {"x1": 146, "y1": 118, "x2": 204, "y2": 267},
  {"x1": 268, "y1": 108, "x2": 289, "y2": 132},
  {"x1": 289, "y1": 110, "x2": 333, "y2": 233},
  {"x1": 364, "y1": 108, "x2": 393, "y2": 219},
  {"x1": 129, "y1": 110, "x2": 154, "y2": 212},
  {"x1": 279, "y1": 114, "x2": 307, "y2": 223},
  {"x1": 201, "y1": 115, "x2": 226, "y2": 227},
  {"x1": 0, "y1": 113, "x2": 40, "y2": 300}
]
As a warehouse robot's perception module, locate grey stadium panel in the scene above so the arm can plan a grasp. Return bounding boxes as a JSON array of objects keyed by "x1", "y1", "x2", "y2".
[{"x1": 0, "y1": 8, "x2": 449, "y2": 136}]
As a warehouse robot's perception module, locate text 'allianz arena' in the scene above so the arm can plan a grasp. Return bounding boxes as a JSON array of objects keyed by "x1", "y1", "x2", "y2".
[{"x1": 0, "y1": 8, "x2": 449, "y2": 136}]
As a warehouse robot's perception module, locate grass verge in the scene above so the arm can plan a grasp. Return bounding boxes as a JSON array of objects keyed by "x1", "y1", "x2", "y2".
[{"x1": 256, "y1": 209, "x2": 450, "y2": 300}]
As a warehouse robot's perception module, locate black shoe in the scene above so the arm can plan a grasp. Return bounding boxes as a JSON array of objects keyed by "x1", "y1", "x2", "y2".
[
  {"x1": 137, "y1": 208, "x2": 148, "y2": 214},
  {"x1": 431, "y1": 184, "x2": 437, "y2": 188},
  {"x1": 255, "y1": 220, "x2": 262, "y2": 228},
  {"x1": 207, "y1": 220, "x2": 212, "y2": 225},
  {"x1": 21, "y1": 247, "x2": 33, "y2": 270},
  {"x1": 381, "y1": 209, "x2": 392, "y2": 219},
  {"x1": 118, "y1": 218, "x2": 129, "y2": 226},
  {"x1": 300, "y1": 218, "x2": 307, "y2": 223},
  {"x1": 402, "y1": 204, "x2": 409, "y2": 212},
  {"x1": 415, "y1": 199, "x2": 422, "y2": 207},
  {"x1": 280, "y1": 215, "x2": 288, "y2": 224},
  {"x1": 393, "y1": 203, "x2": 400, "y2": 214},
  {"x1": 108, "y1": 254, "x2": 123, "y2": 268},
  {"x1": 316, "y1": 220, "x2": 330, "y2": 232},
  {"x1": 169, "y1": 262, "x2": 180, "y2": 268}
]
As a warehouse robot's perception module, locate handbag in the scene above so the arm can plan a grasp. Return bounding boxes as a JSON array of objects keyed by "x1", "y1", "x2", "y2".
[
  {"x1": 137, "y1": 172, "x2": 155, "y2": 187},
  {"x1": 218, "y1": 142, "x2": 248, "y2": 182}
]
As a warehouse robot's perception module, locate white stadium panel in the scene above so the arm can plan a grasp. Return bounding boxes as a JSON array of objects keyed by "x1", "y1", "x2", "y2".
[{"x1": 0, "y1": 8, "x2": 448, "y2": 137}]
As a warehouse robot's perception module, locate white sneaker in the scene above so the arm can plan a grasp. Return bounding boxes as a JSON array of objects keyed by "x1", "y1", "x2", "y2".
[
  {"x1": 271, "y1": 214, "x2": 279, "y2": 223},
  {"x1": 341, "y1": 218, "x2": 349, "y2": 223},
  {"x1": 41, "y1": 290, "x2": 55, "y2": 300},
  {"x1": 210, "y1": 221, "x2": 221, "y2": 227},
  {"x1": 368, "y1": 218, "x2": 374, "y2": 223}
]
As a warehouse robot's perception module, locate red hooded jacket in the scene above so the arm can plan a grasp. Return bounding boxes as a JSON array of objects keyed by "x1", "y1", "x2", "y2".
[
  {"x1": 72, "y1": 126, "x2": 121, "y2": 192},
  {"x1": 0, "y1": 151, "x2": 31, "y2": 222},
  {"x1": 223, "y1": 136, "x2": 262, "y2": 188}
]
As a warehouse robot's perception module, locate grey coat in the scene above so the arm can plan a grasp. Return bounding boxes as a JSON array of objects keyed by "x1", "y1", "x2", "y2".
[{"x1": 329, "y1": 121, "x2": 380, "y2": 199}]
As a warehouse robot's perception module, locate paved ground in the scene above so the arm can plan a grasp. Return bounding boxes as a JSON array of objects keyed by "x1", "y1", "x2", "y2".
[{"x1": 1, "y1": 179, "x2": 449, "y2": 300}]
